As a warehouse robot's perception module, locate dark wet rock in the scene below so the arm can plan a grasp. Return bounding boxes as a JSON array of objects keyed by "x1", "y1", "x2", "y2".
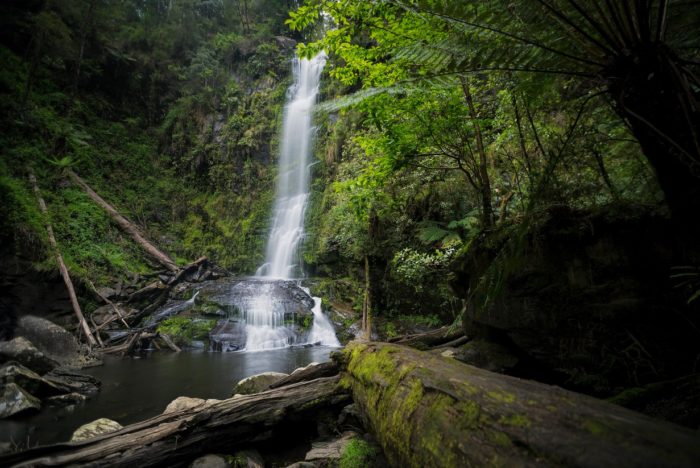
[
  {"x1": 0, "y1": 337, "x2": 58, "y2": 375},
  {"x1": 275, "y1": 35, "x2": 297, "y2": 49},
  {"x1": 190, "y1": 454, "x2": 229, "y2": 468},
  {"x1": 96, "y1": 287, "x2": 116, "y2": 299},
  {"x1": 209, "y1": 320, "x2": 246, "y2": 352},
  {"x1": 70, "y1": 418, "x2": 123, "y2": 442},
  {"x1": 46, "y1": 392, "x2": 87, "y2": 406},
  {"x1": 449, "y1": 340, "x2": 520, "y2": 373},
  {"x1": 14, "y1": 315, "x2": 97, "y2": 368},
  {"x1": 234, "y1": 450, "x2": 264, "y2": 468},
  {"x1": 0, "y1": 362, "x2": 63, "y2": 397},
  {"x1": 450, "y1": 206, "x2": 700, "y2": 395},
  {"x1": 0, "y1": 382, "x2": 40, "y2": 418},
  {"x1": 304, "y1": 431, "x2": 358, "y2": 462},
  {"x1": 337, "y1": 403, "x2": 363, "y2": 431},
  {"x1": 231, "y1": 372, "x2": 289, "y2": 396},
  {"x1": 44, "y1": 368, "x2": 100, "y2": 396}
]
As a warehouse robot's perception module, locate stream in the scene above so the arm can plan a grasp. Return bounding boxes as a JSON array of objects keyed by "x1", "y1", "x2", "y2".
[{"x1": 0, "y1": 347, "x2": 334, "y2": 447}]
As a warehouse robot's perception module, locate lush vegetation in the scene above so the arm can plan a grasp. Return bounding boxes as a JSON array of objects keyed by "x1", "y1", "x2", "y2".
[
  {"x1": 0, "y1": 0, "x2": 296, "y2": 287},
  {"x1": 2, "y1": 1, "x2": 698, "y2": 369}
]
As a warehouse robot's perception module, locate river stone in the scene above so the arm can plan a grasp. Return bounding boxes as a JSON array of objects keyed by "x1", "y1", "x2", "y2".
[
  {"x1": 304, "y1": 431, "x2": 358, "y2": 461},
  {"x1": 285, "y1": 463, "x2": 316, "y2": 468},
  {"x1": 231, "y1": 372, "x2": 289, "y2": 396},
  {"x1": 163, "y1": 396, "x2": 221, "y2": 414},
  {"x1": 0, "y1": 382, "x2": 41, "y2": 418},
  {"x1": 0, "y1": 362, "x2": 63, "y2": 397},
  {"x1": 70, "y1": 418, "x2": 123, "y2": 441},
  {"x1": 0, "y1": 336, "x2": 59, "y2": 375},
  {"x1": 189, "y1": 454, "x2": 228, "y2": 468}
]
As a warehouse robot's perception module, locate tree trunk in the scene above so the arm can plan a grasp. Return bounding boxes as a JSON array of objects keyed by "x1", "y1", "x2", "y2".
[
  {"x1": 361, "y1": 254, "x2": 371, "y2": 339},
  {"x1": 1, "y1": 376, "x2": 349, "y2": 467},
  {"x1": 67, "y1": 170, "x2": 179, "y2": 272},
  {"x1": 339, "y1": 341, "x2": 700, "y2": 468},
  {"x1": 29, "y1": 172, "x2": 98, "y2": 348},
  {"x1": 460, "y1": 77, "x2": 494, "y2": 228},
  {"x1": 608, "y1": 45, "x2": 700, "y2": 232}
]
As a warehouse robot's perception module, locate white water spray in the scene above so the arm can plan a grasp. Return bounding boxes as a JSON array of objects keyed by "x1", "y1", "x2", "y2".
[{"x1": 242, "y1": 52, "x2": 339, "y2": 351}]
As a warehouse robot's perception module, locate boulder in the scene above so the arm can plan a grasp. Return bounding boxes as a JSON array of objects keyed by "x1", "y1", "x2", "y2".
[
  {"x1": 285, "y1": 463, "x2": 315, "y2": 468},
  {"x1": 70, "y1": 418, "x2": 123, "y2": 442},
  {"x1": 14, "y1": 316, "x2": 88, "y2": 367},
  {"x1": 163, "y1": 396, "x2": 205, "y2": 414},
  {"x1": 450, "y1": 207, "x2": 700, "y2": 395},
  {"x1": 0, "y1": 337, "x2": 58, "y2": 375},
  {"x1": 304, "y1": 431, "x2": 358, "y2": 462},
  {"x1": 0, "y1": 362, "x2": 63, "y2": 397},
  {"x1": 0, "y1": 383, "x2": 41, "y2": 418},
  {"x1": 189, "y1": 454, "x2": 228, "y2": 468},
  {"x1": 231, "y1": 372, "x2": 289, "y2": 396},
  {"x1": 450, "y1": 340, "x2": 520, "y2": 373}
]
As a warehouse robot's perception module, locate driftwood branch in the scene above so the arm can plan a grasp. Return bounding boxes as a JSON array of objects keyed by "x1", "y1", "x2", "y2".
[
  {"x1": 1, "y1": 376, "x2": 349, "y2": 467},
  {"x1": 340, "y1": 342, "x2": 700, "y2": 467},
  {"x1": 29, "y1": 171, "x2": 98, "y2": 348},
  {"x1": 66, "y1": 170, "x2": 178, "y2": 272}
]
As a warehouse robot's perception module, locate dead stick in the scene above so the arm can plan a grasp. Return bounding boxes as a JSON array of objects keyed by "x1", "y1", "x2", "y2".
[
  {"x1": 29, "y1": 172, "x2": 98, "y2": 348},
  {"x1": 67, "y1": 170, "x2": 179, "y2": 272},
  {"x1": 87, "y1": 280, "x2": 130, "y2": 329},
  {"x1": 159, "y1": 333, "x2": 181, "y2": 353}
]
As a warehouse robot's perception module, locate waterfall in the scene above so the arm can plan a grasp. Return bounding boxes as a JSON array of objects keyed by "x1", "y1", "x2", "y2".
[
  {"x1": 257, "y1": 52, "x2": 327, "y2": 279},
  {"x1": 240, "y1": 52, "x2": 338, "y2": 351}
]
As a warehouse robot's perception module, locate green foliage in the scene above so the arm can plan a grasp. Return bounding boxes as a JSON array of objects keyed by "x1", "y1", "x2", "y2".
[{"x1": 339, "y1": 438, "x2": 380, "y2": 468}]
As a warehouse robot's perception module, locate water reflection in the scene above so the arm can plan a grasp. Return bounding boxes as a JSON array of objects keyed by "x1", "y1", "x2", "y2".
[{"x1": 0, "y1": 347, "x2": 334, "y2": 447}]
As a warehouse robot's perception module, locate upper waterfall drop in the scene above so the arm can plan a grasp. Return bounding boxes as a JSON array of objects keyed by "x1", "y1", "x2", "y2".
[{"x1": 257, "y1": 52, "x2": 327, "y2": 279}]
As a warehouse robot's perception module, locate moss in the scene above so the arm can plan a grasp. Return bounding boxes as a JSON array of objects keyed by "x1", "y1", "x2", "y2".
[
  {"x1": 340, "y1": 439, "x2": 380, "y2": 468},
  {"x1": 498, "y1": 414, "x2": 531, "y2": 428},
  {"x1": 487, "y1": 390, "x2": 516, "y2": 404},
  {"x1": 582, "y1": 419, "x2": 608, "y2": 436},
  {"x1": 487, "y1": 431, "x2": 512, "y2": 448},
  {"x1": 404, "y1": 379, "x2": 424, "y2": 414},
  {"x1": 157, "y1": 316, "x2": 217, "y2": 346}
]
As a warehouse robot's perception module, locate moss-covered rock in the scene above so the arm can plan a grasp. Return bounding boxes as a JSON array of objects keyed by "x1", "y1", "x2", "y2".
[{"x1": 157, "y1": 317, "x2": 217, "y2": 347}]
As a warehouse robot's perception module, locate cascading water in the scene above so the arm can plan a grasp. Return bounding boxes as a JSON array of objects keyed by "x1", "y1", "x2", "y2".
[
  {"x1": 240, "y1": 52, "x2": 339, "y2": 351},
  {"x1": 256, "y1": 52, "x2": 327, "y2": 280}
]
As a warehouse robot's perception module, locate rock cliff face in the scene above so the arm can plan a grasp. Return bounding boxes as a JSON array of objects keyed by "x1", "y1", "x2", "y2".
[{"x1": 451, "y1": 207, "x2": 700, "y2": 399}]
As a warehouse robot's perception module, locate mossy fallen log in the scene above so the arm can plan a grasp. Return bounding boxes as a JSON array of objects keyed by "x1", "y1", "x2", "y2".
[
  {"x1": 0, "y1": 376, "x2": 349, "y2": 467},
  {"x1": 339, "y1": 341, "x2": 700, "y2": 468}
]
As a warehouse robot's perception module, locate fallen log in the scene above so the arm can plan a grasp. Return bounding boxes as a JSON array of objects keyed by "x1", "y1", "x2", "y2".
[
  {"x1": 29, "y1": 172, "x2": 98, "y2": 348},
  {"x1": 268, "y1": 360, "x2": 339, "y2": 389},
  {"x1": 387, "y1": 326, "x2": 463, "y2": 349},
  {"x1": 340, "y1": 341, "x2": 700, "y2": 468},
  {"x1": 67, "y1": 170, "x2": 178, "y2": 272},
  {"x1": 1, "y1": 376, "x2": 349, "y2": 467}
]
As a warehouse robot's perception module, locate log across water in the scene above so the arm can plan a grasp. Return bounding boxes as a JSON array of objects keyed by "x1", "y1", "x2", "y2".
[
  {"x1": 340, "y1": 341, "x2": 700, "y2": 467},
  {"x1": 1, "y1": 376, "x2": 349, "y2": 467},
  {"x1": 4, "y1": 343, "x2": 700, "y2": 467}
]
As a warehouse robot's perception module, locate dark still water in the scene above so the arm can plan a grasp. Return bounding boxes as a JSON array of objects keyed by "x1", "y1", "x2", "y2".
[{"x1": 1, "y1": 347, "x2": 334, "y2": 447}]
